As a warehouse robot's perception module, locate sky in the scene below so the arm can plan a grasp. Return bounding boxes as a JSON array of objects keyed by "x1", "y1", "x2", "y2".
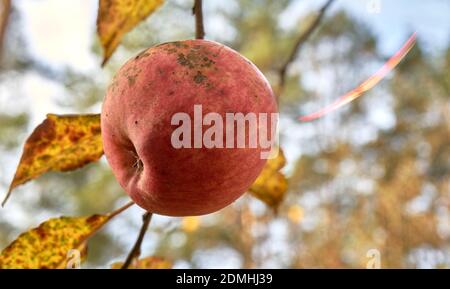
[{"x1": 280, "y1": 0, "x2": 450, "y2": 54}]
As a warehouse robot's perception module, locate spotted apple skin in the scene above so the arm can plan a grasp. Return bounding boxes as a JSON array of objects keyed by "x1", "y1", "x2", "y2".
[{"x1": 101, "y1": 39, "x2": 277, "y2": 216}]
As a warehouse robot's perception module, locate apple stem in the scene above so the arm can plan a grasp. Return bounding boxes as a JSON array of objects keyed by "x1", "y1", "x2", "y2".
[
  {"x1": 193, "y1": 0, "x2": 205, "y2": 39},
  {"x1": 121, "y1": 211, "x2": 153, "y2": 269}
]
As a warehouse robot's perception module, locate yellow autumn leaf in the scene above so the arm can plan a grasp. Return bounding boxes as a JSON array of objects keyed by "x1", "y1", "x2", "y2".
[
  {"x1": 3, "y1": 114, "x2": 102, "y2": 206},
  {"x1": 97, "y1": 0, "x2": 164, "y2": 66},
  {"x1": 0, "y1": 202, "x2": 133, "y2": 269},
  {"x1": 65, "y1": 242, "x2": 88, "y2": 269},
  {"x1": 111, "y1": 256, "x2": 172, "y2": 269},
  {"x1": 249, "y1": 148, "x2": 288, "y2": 210},
  {"x1": 181, "y1": 216, "x2": 200, "y2": 233}
]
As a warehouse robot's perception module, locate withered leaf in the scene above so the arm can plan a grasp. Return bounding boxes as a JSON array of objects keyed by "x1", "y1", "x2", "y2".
[
  {"x1": 249, "y1": 148, "x2": 288, "y2": 210},
  {"x1": 3, "y1": 114, "x2": 102, "y2": 206},
  {"x1": 97, "y1": 0, "x2": 164, "y2": 66},
  {"x1": 0, "y1": 202, "x2": 133, "y2": 269}
]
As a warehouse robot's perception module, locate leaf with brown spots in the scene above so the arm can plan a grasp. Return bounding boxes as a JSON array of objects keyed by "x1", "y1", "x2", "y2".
[
  {"x1": 111, "y1": 256, "x2": 172, "y2": 269},
  {"x1": 0, "y1": 202, "x2": 133, "y2": 269},
  {"x1": 97, "y1": 0, "x2": 164, "y2": 66},
  {"x1": 249, "y1": 148, "x2": 288, "y2": 211},
  {"x1": 65, "y1": 242, "x2": 88, "y2": 269},
  {"x1": 3, "y1": 114, "x2": 103, "y2": 206}
]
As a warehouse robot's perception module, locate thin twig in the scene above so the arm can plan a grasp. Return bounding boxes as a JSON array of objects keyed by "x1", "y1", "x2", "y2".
[
  {"x1": 278, "y1": 0, "x2": 335, "y2": 93},
  {"x1": 193, "y1": 0, "x2": 205, "y2": 39},
  {"x1": 107, "y1": 201, "x2": 134, "y2": 220},
  {"x1": 121, "y1": 211, "x2": 153, "y2": 269}
]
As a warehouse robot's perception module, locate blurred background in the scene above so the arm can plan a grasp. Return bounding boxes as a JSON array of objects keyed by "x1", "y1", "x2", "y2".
[{"x1": 0, "y1": 0, "x2": 449, "y2": 268}]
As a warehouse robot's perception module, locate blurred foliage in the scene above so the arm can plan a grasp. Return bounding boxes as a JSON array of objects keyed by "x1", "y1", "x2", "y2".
[
  {"x1": 0, "y1": 0, "x2": 448, "y2": 268},
  {"x1": 111, "y1": 256, "x2": 172, "y2": 269},
  {"x1": 0, "y1": 113, "x2": 28, "y2": 149}
]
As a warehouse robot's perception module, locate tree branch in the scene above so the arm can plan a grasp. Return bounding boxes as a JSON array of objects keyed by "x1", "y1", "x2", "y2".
[
  {"x1": 121, "y1": 211, "x2": 153, "y2": 269},
  {"x1": 278, "y1": 0, "x2": 335, "y2": 92},
  {"x1": 0, "y1": 0, "x2": 11, "y2": 62},
  {"x1": 193, "y1": 0, "x2": 205, "y2": 39}
]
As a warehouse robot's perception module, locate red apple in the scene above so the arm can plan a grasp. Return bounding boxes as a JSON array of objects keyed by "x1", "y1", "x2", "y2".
[{"x1": 101, "y1": 39, "x2": 277, "y2": 216}]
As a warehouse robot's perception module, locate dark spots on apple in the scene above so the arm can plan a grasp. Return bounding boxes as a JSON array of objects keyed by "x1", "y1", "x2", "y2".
[
  {"x1": 127, "y1": 75, "x2": 136, "y2": 86},
  {"x1": 194, "y1": 71, "x2": 207, "y2": 84}
]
